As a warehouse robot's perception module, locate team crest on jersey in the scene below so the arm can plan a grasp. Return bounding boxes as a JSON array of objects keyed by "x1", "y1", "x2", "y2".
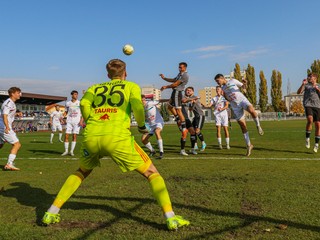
[{"x1": 99, "y1": 114, "x2": 110, "y2": 120}]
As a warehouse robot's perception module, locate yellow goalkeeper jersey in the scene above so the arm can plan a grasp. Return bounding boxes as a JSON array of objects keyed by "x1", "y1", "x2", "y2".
[{"x1": 80, "y1": 79, "x2": 145, "y2": 137}]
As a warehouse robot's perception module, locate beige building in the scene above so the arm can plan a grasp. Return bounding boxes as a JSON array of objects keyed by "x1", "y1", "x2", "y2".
[
  {"x1": 199, "y1": 87, "x2": 216, "y2": 107},
  {"x1": 284, "y1": 93, "x2": 303, "y2": 113},
  {"x1": 225, "y1": 70, "x2": 246, "y2": 81},
  {"x1": 141, "y1": 86, "x2": 161, "y2": 100}
]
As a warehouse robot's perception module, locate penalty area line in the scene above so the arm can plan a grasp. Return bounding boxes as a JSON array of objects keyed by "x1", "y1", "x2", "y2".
[{"x1": 1, "y1": 157, "x2": 320, "y2": 161}]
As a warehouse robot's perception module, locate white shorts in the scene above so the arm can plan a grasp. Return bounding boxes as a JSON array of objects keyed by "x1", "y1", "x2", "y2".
[
  {"x1": 0, "y1": 129, "x2": 19, "y2": 145},
  {"x1": 51, "y1": 123, "x2": 62, "y2": 132},
  {"x1": 66, "y1": 122, "x2": 80, "y2": 134},
  {"x1": 231, "y1": 99, "x2": 252, "y2": 121},
  {"x1": 149, "y1": 122, "x2": 164, "y2": 135},
  {"x1": 215, "y1": 111, "x2": 228, "y2": 127}
]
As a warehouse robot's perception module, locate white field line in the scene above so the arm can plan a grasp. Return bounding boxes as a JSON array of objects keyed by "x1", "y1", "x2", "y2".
[{"x1": 1, "y1": 157, "x2": 319, "y2": 161}]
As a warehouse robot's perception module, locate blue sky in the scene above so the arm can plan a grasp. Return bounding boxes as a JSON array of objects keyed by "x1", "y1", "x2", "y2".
[{"x1": 1, "y1": 0, "x2": 319, "y2": 99}]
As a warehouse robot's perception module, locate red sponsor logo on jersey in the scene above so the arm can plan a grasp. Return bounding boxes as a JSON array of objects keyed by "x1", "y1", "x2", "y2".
[
  {"x1": 99, "y1": 114, "x2": 110, "y2": 120},
  {"x1": 94, "y1": 108, "x2": 118, "y2": 114}
]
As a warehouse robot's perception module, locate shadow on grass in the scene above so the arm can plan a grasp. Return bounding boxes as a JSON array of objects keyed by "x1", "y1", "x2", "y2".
[
  {"x1": 28, "y1": 149, "x2": 63, "y2": 155},
  {"x1": 1, "y1": 183, "x2": 319, "y2": 240}
]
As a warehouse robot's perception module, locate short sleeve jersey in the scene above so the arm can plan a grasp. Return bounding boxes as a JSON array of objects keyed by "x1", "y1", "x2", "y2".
[
  {"x1": 187, "y1": 96, "x2": 204, "y2": 117},
  {"x1": 221, "y1": 79, "x2": 247, "y2": 104},
  {"x1": 174, "y1": 72, "x2": 189, "y2": 91},
  {"x1": 303, "y1": 83, "x2": 320, "y2": 108},
  {"x1": 0, "y1": 98, "x2": 16, "y2": 129},
  {"x1": 50, "y1": 111, "x2": 63, "y2": 125},
  {"x1": 145, "y1": 101, "x2": 164, "y2": 126},
  {"x1": 211, "y1": 95, "x2": 228, "y2": 115},
  {"x1": 65, "y1": 100, "x2": 81, "y2": 124},
  {"x1": 80, "y1": 79, "x2": 145, "y2": 137}
]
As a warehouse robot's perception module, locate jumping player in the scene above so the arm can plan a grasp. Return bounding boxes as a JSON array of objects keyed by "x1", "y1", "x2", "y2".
[
  {"x1": 61, "y1": 90, "x2": 83, "y2": 156},
  {"x1": 209, "y1": 86, "x2": 230, "y2": 149},
  {"x1": 214, "y1": 74, "x2": 264, "y2": 156},
  {"x1": 49, "y1": 105, "x2": 64, "y2": 143},
  {"x1": 0, "y1": 87, "x2": 22, "y2": 171},
  {"x1": 297, "y1": 73, "x2": 320, "y2": 152},
  {"x1": 183, "y1": 86, "x2": 207, "y2": 151},
  {"x1": 141, "y1": 95, "x2": 165, "y2": 159},
  {"x1": 160, "y1": 62, "x2": 189, "y2": 132},
  {"x1": 42, "y1": 59, "x2": 190, "y2": 230}
]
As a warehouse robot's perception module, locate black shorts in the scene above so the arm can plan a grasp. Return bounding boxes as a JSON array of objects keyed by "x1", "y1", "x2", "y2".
[
  {"x1": 305, "y1": 107, "x2": 320, "y2": 122},
  {"x1": 169, "y1": 90, "x2": 183, "y2": 108},
  {"x1": 192, "y1": 115, "x2": 205, "y2": 130},
  {"x1": 186, "y1": 119, "x2": 193, "y2": 129}
]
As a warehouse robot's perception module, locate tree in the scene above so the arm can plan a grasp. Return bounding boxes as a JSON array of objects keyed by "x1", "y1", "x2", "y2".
[
  {"x1": 271, "y1": 70, "x2": 282, "y2": 112},
  {"x1": 245, "y1": 64, "x2": 257, "y2": 106},
  {"x1": 160, "y1": 102, "x2": 170, "y2": 122},
  {"x1": 259, "y1": 70, "x2": 268, "y2": 112},
  {"x1": 290, "y1": 100, "x2": 304, "y2": 114},
  {"x1": 234, "y1": 63, "x2": 242, "y2": 81},
  {"x1": 307, "y1": 59, "x2": 320, "y2": 77}
]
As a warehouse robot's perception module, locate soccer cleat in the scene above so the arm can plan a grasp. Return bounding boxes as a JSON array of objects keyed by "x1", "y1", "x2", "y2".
[
  {"x1": 50, "y1": 141, "x2": 53, "y2": 144},
  {"x1": 157, "y1": 152, "x2": 164, "y2": 159},
  {"x1": 189, "y1": 149, "x2": 197, "y2": 155},
  {"x1": 42, "y1": 212, "x2": 61, "y2": 225},
  {"x1": 70, "y1": 152, "x2": 74, "y2": 156},
  {"x1": 257, "y1": 126, "x2": 264, "y2": 136},
  {"x1": 166, "y1": 215, "x2": 190, "y2": 231},
  {"x1": 314, "y1": 145, "x2": 318, "y2": 153},
  {"x1": 226, "y1": 144, "x2": 231, "y2": 150},
  {"x1": 4, "y1": 164, "x2": 20, "y2": 171},
  {"x1": 149, "y1": 151, "x2": 156, "y2": 157},
  {"x1": 219, "y1": 144, "x2": 223, "y2": 150},
  {"x1": 306, "y1": 139, "x2": 311, "y2": 149},
  {"x1": 194, "y1": 144, "x2": 199, "y2": 150},
  {"x1": 200, "y1": 142, "x2": 206, "y2": 151},
  {"x1": 61, "y1": 151, "x2": 68, "y2": 156},
  {"x1": 246, "y1": 144, "x2": 254, "y2": 156},
  {"x1": 180, "y1": 150, "x2": 188, "y2": 156}
]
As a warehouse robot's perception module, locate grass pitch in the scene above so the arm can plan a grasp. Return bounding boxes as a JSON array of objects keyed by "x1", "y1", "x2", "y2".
[{"x1": 0, "y1": 120, "x2": 320, "y2": 240}]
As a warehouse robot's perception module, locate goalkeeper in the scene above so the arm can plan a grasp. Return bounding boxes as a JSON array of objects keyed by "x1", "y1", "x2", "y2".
[{"x1": 41, "y1": 59, "x2": 189, "y2": 231}]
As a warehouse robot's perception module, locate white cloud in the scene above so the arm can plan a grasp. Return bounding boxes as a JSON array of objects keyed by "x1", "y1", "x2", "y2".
[
  {"x1": 231, "y1": 48, "x2": 269, "y2": 61},
  {"x1": 182, "y1": 45, "x2": 234, "y2": 54},
  {"x1": 0, "y1": 78, "x2": 96, "y2": 99}
]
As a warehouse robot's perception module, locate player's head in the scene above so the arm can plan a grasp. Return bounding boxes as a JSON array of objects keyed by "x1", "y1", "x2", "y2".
[
  {"x1": 55, "y1": 105, "x2": 60, "y2": 111},
  {"x1": 141, "y1": 94, "x2": 147, "y2": 106},
  {"x1": 71, "y1": 90, "x2": 78, "y2": 100},
  {"x1": 308, "y1": 73, "x2": 318, "y2": 83},
  {"x1": 185, "y1": 86, "x2": 194, "y2": 96},
  {"x1": 216, "y1": 85, "x2": 223, "y2": 96},
  {"x1": 8, "y1": 87, "x2": 22, "y2": 101},
  {"x1": 179, "y1": 62, "x2": 188, "y2": 72},
  {"x1": 214, "y1": 74, "x2": 226, "y2": 86},
  {"x1": 106, "y1": 59, "x2": 127, "y2": 80}
]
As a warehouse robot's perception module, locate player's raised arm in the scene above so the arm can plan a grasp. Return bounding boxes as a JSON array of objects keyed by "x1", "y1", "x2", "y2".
[
  {"x1": 159, "y1": 74, "x2": 176, "y2": 83},
  {"x1": 297, "y1": 79, "x2": 308, "y2": 94},
  {"x1": 80, "y1": 87, "x2": 95, "y2": 122}
]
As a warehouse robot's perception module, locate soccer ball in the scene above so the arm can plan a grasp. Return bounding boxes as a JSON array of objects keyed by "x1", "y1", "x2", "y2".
[{"x1": 123, "y1": 44, "x2": 134, "y2": 55}]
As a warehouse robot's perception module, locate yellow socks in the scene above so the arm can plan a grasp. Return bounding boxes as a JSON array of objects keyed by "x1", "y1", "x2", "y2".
[{"x1": 148, "y1": 173, "x2": 173, "y2": 214}]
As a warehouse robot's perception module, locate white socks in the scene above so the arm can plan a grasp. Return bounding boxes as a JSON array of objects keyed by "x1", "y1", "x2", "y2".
[
  {"x1": 7, "y1": 154, "x2": 16, "y2": 165},
  {"x1": 243, "y1": 132, "x2": 251, "y2": 146},
  {"x1": 226, "y1": 138, "x2": 230, "y2": 145},
  {"x1": 64, "y1": 142, "x2": 69, "y2": 152},
  {"x1": 48, "y1": 205, "x2": 60, "y2": 214},
  {"x1": 253, "y1": 117, "x2": 260, "y2": 127},
  {"x1": 164, "y1": 211, "x2": 175, "y2": 219},
  {"x1": 70, "y1": 141, "x2": 76, "y2": 153},
  {"x1": 50, "y1": 133, "x2": 54, "y2": 142},
  {"x1": 157, "y1": 139, "x2": 164, "y2": 152},
  {"x1": 59, "y1": 133, "x2": 63, "y2": 141},
  {"x1": 145, "y1": 142, "x2": 154, "y2": 152},
  {"x1": 217, "y1": 138, "x2": 222, "y2": 145}
]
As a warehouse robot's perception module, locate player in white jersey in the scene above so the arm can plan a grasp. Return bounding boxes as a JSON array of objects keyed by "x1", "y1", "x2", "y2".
[
  {"x1": 214, "y1": 74, "x2": 263, "y2": 156},
  {"x1": 141, "y1": 95, "x2": 165, "y2": 159},
  {"x1": 0, "y1": 87, "x2": 23, "y2": 170},
  {"x1": 61, "y1": 90, "x2": 83, "y2": 156},
  {"x1": 49, "y1": 105, "x2": 64, "y2": 143},
  {"x1": 209, "y1": 86, "x2": 230, "y2": 149}
]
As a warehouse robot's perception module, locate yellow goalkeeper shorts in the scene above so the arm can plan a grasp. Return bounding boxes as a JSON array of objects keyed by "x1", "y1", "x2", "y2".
[{"x1": 79, "y1": 135, "x2": 152, "y2": 172}]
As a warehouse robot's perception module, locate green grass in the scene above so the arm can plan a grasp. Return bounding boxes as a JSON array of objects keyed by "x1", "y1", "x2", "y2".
[{"x1": 0, "y1": 120, "x2": 320, "y2": 240}]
